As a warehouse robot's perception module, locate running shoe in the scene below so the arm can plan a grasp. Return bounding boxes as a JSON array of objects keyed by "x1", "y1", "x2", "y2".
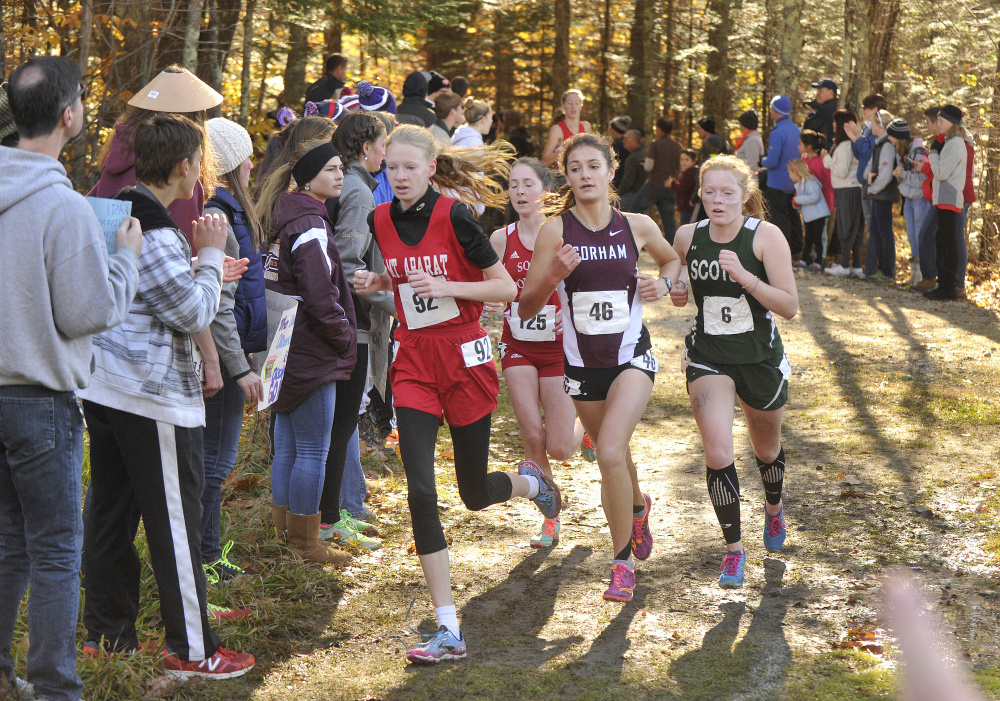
[
  {"x1": 323, "y1": 517, "x2": 382, "y2": 550},
  {"x1": 719, "y1": 549, "x2": 747, "y2": 589},
  {"x1": 763, "y1": 505, "x2": 787, "y2": 552},
  {"x1": 162, "y1": 647, "x2": 255, "y2": 680},
  {"x1": 631, "y1": 493, "x2": 653, "y2": 560},
  {"x1": 204, "y1": 541, "x2": 247, "y2": 586},
  {"x1": 406, "y1": 626, "x2": 468, "y2": 664},
  {"x1": 581, "y1": 433, "x2": 598, "y2": 462},
  {"x1": 340, "y1": 508, "x2": 378, "y2": 535},
  {"x1": 517, "y1": 459, "x2": 561, "y2": 519},
  {"x1": 207, "y1": 602, "x2": 251, "y2": 622},
  {"x1": 530, "y1": 518, "x2": 561, "y2": 548},
  {"x1": 602, "y1": 561, "x2": 636, "y2": 602},
  {"x1": 825, "y1": 264, "x2": 850, "y2": 277},
  {"x1": 11, "y1": 676, "x2": 33, "y2": 700},
  {"x1": 851, "y1": 267, "x2": 865, "y2": 279},
  {"x1": 81, "y1": 640, "x2": 138, "y2": 658}
]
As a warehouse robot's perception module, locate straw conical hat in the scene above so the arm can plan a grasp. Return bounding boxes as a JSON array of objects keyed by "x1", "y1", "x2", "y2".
[{"x1": 128, "y1": 66, "x2": 223, "y2": 112}]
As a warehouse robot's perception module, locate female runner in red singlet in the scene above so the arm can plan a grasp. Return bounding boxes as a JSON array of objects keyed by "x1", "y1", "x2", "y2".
[
  {"x1": 354, "y1": 126, "x2": 560, "y2": 664},
  {"x1": 542, "y1": 89, "x2": 593, "y2": 166},
  {"x1": 488, "y1": 158, "x2": 586, "y2": 549},
  {"x1": 521, "y1": 133, "x2": 681, "y2": 603}
]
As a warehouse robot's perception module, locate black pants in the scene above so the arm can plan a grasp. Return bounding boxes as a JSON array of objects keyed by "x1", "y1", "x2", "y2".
[
  {"x1": 865, "y1": 199, "x2": 895, "y2": 278},
  {"x1": 935, "y1": 207, "x2": 960, "y2": 294},
  {"x1": 82, "y1": 402, "x2": 219, "y2": 661},
  {"x1": 319, "y1": 343, "x2": 369, "y2": 523},
  {"x1": 834, "y1": 187, "x2": 865, "y2": 269},
  {"x1": 802, "y1": 217, "x2": 827, "y2": 266},
  {"x1": 396, "y1": 408, "x2": 512, "y2": 555},
  {"x1": 765, "y1": 187, "x2": 803, "y2": 256}
]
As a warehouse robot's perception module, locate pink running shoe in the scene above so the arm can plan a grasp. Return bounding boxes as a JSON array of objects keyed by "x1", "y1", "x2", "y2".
[
  {"x1": 631, "y1": 493, "x2": 653, "y2": 560},
  {"x1": 602, "y1": 562, "x2": 636, "y2": 602}
]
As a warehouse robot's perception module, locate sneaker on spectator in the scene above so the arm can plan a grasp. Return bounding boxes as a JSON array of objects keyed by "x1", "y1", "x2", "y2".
[
  {"x1": 807, "y1": 262, "x2": 822, "y2": 272},
  {"x1": 207, "y1": 602, "x2": 251, "y2": 622},
  {"x1": 825, "y1": 264, "x2": 850, "y2": 277},
  {"x1": 793, "y1": 260, "x2": 808, "y2": 269},
  {"x1": 162, "y1": 647, "x2": 255, "y2": 680},
  {"x1": 851, "y1": 267, "x2": 865, "y2": 279},
  {"x1": 203, "y1": 540, "x2": 248, "y2": 586},
  {"x1": 11, "y1": 676, "x2": 34, "y2": 700}
]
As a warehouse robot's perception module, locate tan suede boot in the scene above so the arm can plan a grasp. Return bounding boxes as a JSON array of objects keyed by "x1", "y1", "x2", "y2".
[
  {"x1": 271, "y1": 504, "x2": 288, "y2": 542},
  {"x1": 286, "y1": 512, "x2": 351, "y2": 566}
]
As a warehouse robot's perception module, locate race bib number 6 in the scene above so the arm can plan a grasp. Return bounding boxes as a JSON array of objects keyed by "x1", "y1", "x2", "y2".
[
  {"x1": 460, "y1": 335, "x2": 494, "y2": 368},
  {"x1": 509, "y1": 302, "x2": 557, "y2": 342},
  {"x1": 703, "y1": 295, "x2": 753, "y2": 335},
  {"x1": 398, "y1": 281, "x2": 460, "y2": 330},
  {"x1": 572, "y1": 290, "x2": 630, "y2": 335}
]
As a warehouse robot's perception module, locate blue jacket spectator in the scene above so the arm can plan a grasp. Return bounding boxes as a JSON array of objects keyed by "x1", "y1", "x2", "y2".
[
  {"x1": 760, "y1": 97, "x2": 801, "y2": 193},
  {"x1": 851, "y1": 124, "x2": 876, "y2": 186}
]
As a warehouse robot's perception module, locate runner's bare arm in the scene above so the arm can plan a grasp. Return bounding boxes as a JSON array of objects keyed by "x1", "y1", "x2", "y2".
[
  {"x1": 408, "y1": 263, "x2": 516, "y2": 303},
  {"x1": 353, "y1": 270, "x2": 393, "y2": 294},
  {"x1": 718, "y1": 221, "x2": 797, "y2": 319},
  {"x1": 541, "y1": 125, "x2": 564, "y2": 167},
  {"x1": 518, "y1": 216, "x2": 570, "y2": 319},
  {"x1": 669, "y1": 223, "x2": 697, "y2": 307},
  {"x1": 483, "y1": 230, "x2": 509, "y2": 314}
]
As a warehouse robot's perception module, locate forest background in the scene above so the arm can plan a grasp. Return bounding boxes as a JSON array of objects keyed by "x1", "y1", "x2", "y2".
[{"x1": 2, "y1": 0, "x2": 999, "y2": 270}]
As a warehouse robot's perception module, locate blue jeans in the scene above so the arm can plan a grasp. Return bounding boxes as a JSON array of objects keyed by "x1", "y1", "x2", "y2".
[
  {"x1": 903, "y1": 197, "x2": 932, "y2": 259},
  {"x1": 918, "y1": 205, "x2": 938, "y2": 279},
  {"x1": 340, "y1": 427, "x2": 366, "y2": 516},
  {"x1": 272, "y1": 382, "x2": 336, "y2": 515},
  {"x1": 0, "y1": 387, "x2": 85, "y2": 701},
  {"x1": 201, "y1": 367, "x2": 245, "y2": 563}
]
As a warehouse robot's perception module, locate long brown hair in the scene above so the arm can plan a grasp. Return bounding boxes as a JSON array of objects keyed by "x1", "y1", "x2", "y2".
[
  {"x1": 255, "y1": 116, "x2": 336, "y2": 196},
  {"x1": 699, "y1": 155, "x2": 767, "y2": 220},
  {"x1": 220, "y1": 167, "x2": 264, "y2": 252},
  {"x1": 257, "y1": 138, "x2": 330, "y2": 242},
  {"x1": 539, "y1": 133, "x2": 620, "y2": 218},
  {"x1": 385, "y1": 124, "x2": 514, "y2": 210}
]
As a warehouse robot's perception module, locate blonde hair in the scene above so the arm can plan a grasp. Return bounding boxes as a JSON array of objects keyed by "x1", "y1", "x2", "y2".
[
  {"x1": 462, "y1": 98, "x2": 491, "y2": 125},
  {"x1": 943, "y1": 122, "x2": 966, "y2": 140},
  {"x1": 539, "y1": 133, "x2": 620, "y2": 218},
  {"x1": 699, "y1": 155, "x2": 767, "y2": 220},
  {"x1": 385, "y1": 124, "x2": 514, "y2": 210},
  {"x1": 257, "y1": 138, "x2": 331, "y2": 241},
  {"x1": 787, "y1": 159, "x2": 813, "y2": 183},
  {"x1": 561, "y1": 89, "x2": 584, "y2": 104}
]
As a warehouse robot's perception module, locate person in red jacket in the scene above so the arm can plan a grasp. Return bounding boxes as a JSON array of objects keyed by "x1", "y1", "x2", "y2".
[{"x1": 673, "y1": 149, "x2": 699, "y2": 224}]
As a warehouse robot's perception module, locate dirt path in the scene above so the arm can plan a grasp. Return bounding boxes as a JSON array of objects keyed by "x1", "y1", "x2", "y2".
[{"x1": 184, "y1": 264, "x2": 1000, "y2": 701}]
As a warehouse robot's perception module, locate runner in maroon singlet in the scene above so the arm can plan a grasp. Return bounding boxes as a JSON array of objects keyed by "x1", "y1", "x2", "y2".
[
  {"x1": 542, "y1": 89, "x2": 592, "y2": 167},
  {"x1": 488, "y1": 158, "x2": 586, "y2": 548},
  {"x1": 521, "y1": 134, "x2": 681, "y2": 603}
]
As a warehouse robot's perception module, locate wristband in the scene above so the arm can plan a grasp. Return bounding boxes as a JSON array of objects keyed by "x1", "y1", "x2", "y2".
[{"x1": 659, "y1": 277, "x2": 673, "y2": 293}]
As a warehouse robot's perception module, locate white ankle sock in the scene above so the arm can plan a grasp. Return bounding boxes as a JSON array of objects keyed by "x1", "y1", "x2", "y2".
[
  {"x1": 435, "y1": 606, "x2": 460, "y2": 637},
  {"x1": 523, "y1": 475, "x2": 540, "y2": 499}
]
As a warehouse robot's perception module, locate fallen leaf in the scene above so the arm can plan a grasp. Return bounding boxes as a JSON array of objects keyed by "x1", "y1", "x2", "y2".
[
  {"x1": 838, "y1": 470, "x2": 846, "y2": 479},
  {"x1": 976, "y1": 504, "x2": 989, "y2": 514},
  {"x1": 406, "y1": 543, "x2": 416, "y2": 554},
  {"x1": 672, "y1": 631, "x2": 681, "y2": 639},
  {"x1": 439, "y1": 450, "x2": 454, "y2": 458}
]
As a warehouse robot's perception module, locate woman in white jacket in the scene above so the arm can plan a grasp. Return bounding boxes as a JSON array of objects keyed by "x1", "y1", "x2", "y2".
[
  {"x1": 823, "y1": 110, "x2": 864, "y2": 278},
  {"x1": 451, "y1": 98, "x2": 492, "y2": 148},
  {"x1": 925, "y1": 105, "x2": 967, "y2": 300}
]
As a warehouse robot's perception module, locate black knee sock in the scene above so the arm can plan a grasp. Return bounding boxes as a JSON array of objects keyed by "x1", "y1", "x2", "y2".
[
  {"x1": 756, "y1": 447, "x2": 785, "y2": 506},
  {"x1": 707, "y1": 463, "x2": 741, "y2": 544},
  {"x1": 615, "y1": 542, "x2": 632, "y2": 561}
]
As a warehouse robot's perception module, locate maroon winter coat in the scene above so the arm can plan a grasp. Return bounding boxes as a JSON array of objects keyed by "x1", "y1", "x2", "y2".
[
  {"x1": 263, "y1": 191, "x2": 357, "y2": 413},
  {"x1": 89, "y1": 123, "x2": 205, "y2": 244}
]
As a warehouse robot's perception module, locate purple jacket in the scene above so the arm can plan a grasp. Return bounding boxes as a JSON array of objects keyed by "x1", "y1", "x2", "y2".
[{"x1": 263, "y1": 192, "x2": 356, "y2": 413}]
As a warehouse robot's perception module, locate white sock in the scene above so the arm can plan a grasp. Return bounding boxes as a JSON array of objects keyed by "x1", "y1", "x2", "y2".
[
  {"x1": 435, "y1": 606, "x2": 460, "y2": 638},
  {"x1": 523, "y1": 475, "x2": 540, "y2": 499}
]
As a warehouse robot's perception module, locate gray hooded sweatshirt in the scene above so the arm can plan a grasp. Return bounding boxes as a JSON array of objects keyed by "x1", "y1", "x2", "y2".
[{"x1": 0, "y1": 146, "x2": 138, "y2": 391}]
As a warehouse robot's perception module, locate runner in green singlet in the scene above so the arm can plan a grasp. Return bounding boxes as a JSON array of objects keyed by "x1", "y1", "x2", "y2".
[{"x1": 670, "y1": 155, "x2": 798, "y2": 589}]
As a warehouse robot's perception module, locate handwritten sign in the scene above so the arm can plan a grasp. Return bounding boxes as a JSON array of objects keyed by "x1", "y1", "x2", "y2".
[
  {"x1": 86, "y1": 197, "x2": 132, "y2": 256},
  {"x1": 258, "y1": 305, "x2": 297, "y2": 411}
]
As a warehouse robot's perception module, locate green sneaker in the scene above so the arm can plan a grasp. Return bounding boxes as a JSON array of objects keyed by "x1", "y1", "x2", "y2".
[
  {"x1": 530, "y1": 518, "x2": 560, "y2": 548},
  {"x1": 581, "y1": 433, "x2": 597, "y2": 462},
  {"x1": 204, "y1": 541, "x2": 247, "y2": 587},
  {"x1": 340, "y1": 508, "x2": 378, "y2": 535},
  {"x1": 326, "y1": 517, "x2": 382, "y2": 551}
]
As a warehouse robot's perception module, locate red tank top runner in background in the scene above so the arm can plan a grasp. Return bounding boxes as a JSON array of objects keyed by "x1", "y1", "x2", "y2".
[
  {"x1": 373, "y1": 196, "x2": 485, "y2": 336},
  {"x1": 558, "y1": 120, "x2": 585, "y2": 141},
  {"x1": 501, "y1": 222, "x2": 562, "y2": 347}
]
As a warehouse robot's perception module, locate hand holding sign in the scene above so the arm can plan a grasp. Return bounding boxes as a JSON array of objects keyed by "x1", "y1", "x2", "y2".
[{"x1": 116, "y1": 216, "x2": 143, "y2": 257}]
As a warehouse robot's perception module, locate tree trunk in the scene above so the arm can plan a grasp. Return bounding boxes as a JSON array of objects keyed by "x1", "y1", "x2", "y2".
[
  {"x1": 278, "y1": 22, "x2": 310, "y2": 108},
  {"x1": 774, "y1": 0, "x2": 805, "y2": 97},
  {"x1": 626, "y1": 0, "x2": 654, "y2": 128},
  {"x1": 552, "y1": 0, "x2": 570, "y2": 109},
  {"x1": 1, "y1": 0, "x2": 8, "y2": 79},
  {"x1": 866, "y1": 0, "x2": 900, "y2": 97},
  {"x1": 492, "y1": 6, "x2": 514, "y2": 111},
  {"x1": 324, "y1": 1, "x2": 343, "y2": 56},
  {"x1": 77, "y1": 0, "x2": 93, "y2": 75},
  {"x1": 702, "y1": 0, "x2": 735, "y2": 134},
  {"x1": 182, "y1": 0, "x2": 204, "y2": 70},
  {"x1": 256, "y1": 11, "x2": 277, "y2": 117},
  {"x1": 662, "y1": 0, "x2": 676, "y2": 116},
  {"x1": 239, "y1": 0, "x2": 255, "y2": 127},
  {"x1": 841, "y1": 0, "x2": 869, "y2": 112},
  {"x1": 980, "y1": 46, "x2": 1000, "y2": 266},
  {"x1": 598, "y1": 0, "x2": 611, "y2": 129}
]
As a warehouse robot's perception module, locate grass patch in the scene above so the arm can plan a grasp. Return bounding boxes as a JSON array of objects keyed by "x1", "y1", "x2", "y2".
[
  {"x1": 928, "y1": 395, "x2": 1000, "y2": 427},
  {"x1": 780, "y1": 649, "x2": 897, "y2": 700}
]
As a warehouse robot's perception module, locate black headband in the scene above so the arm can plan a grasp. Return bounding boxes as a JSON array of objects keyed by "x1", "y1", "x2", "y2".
[{"x1": 292, "y1": 142, "x2": 340, "y2": 188}]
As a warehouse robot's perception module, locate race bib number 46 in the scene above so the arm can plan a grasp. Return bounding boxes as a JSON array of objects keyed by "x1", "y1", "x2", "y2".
[
  {"x1": 509, "y1": 302, "x2": 557, "y2": 342},
  {"x1": 460, "y1": 335, "x2": 494, "y2": 368},
  {"x1": 399, "y1": 281, "x2": 460, "y2": 330},
  {"x1": 572, "y1": 290, "x2": 630, "y2": 335},
  {"x1": 703, "y1": 295, "x2": 753, "y2": 335}
]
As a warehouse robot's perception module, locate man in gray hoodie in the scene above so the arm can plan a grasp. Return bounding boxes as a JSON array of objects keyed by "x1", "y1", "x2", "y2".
[{"x1": 0, "y1": 56, "x2": 141, "y2": 701}]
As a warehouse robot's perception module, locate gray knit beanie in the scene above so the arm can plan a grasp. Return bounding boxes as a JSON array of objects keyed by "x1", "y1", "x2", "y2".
[{"x1": 206, "y1": 118, "x2": 253, "y2": 175}]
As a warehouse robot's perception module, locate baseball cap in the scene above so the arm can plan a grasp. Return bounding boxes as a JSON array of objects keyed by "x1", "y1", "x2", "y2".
[{"x1": 811, "y1": 78, "x2": 838, "y2": 93}]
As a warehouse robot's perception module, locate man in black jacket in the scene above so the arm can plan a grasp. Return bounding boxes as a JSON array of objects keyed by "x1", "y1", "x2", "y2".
[
  {"x1": 305, "y1": 54, "x2": 348, "y2": 104},
  {"x1": 803, "y1": 77, "x2": 838, "y2": 147},
  {"x1": 395, "y1": 72, "x2": 435, "y2": 127}
]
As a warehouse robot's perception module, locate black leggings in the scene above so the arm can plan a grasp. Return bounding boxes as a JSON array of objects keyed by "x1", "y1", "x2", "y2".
[
  {"x1": 397, "y1": 408, "x2": 513, "y2": 555},
  {"x1": 802, "y1": 216, "x2": 827, "y2": 265},
  {"x1": 319, "y1": 343, "x2": 369, "y2": 523}
]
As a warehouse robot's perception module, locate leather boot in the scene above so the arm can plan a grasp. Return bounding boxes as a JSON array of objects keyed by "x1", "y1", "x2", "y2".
[
  {"x1": 286, "y1": 512, "x2": 350, "y2": 566},
  {"x1": 271, "y1": 504, "x2": 288, "y2": 542}
]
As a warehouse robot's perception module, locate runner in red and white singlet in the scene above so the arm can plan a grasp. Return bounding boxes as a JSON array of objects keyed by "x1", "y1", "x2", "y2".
[
  {"x1": 521, "y1": 133, "x2": 680, "y2": 604},
  {"x1": 355, "y1": 127, "x2": 562, "y2": 664},
  {"x1": 542, "y1": 89, "x2": 593, "y2": 167}
]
